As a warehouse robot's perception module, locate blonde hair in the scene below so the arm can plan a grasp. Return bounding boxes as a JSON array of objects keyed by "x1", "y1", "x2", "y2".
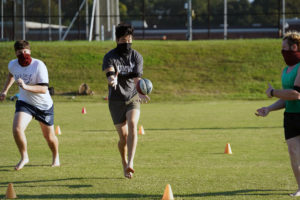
[{"x1": 283, "y1": 31, "x2": 300, "y2": 51}]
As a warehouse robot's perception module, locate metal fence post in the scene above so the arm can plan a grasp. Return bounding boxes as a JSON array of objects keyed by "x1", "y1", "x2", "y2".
[
  {"x1": 1, "y1": 0, "x2": 3, "y2": 39},
  {"x1": 85, "y1": 0, "x2": 89, "y2": 39},
  {"x1": 89, "y1": 0, "x2": 96, "y2": 41},
  {"x1": 112, "y1": 24, "x2": 115, "y2": 41},
  {"x1": 207, "y1": 0, "x2": 210, "y2": 39},
  {"x1": 224, "y1": 0, "x2": 227, "y2": 40},
  {"x1": 101, "y1": 24, "x2": 104, "y2": 41},
  {"x1": 22, "y1": 0, "x2": 25, "y2": 40},
  {"x1": 282, "y1": 0, "x2": 285, "y2": 36},
  {"x1": 188, "y1": 0, "x2": 192, "y2": 40},
  {"x1": 48, "y1": 0, "x2": 51, "y2": 41},
  {"x1": 58, "y1": 0, "x2": 62, "y2": 40}
]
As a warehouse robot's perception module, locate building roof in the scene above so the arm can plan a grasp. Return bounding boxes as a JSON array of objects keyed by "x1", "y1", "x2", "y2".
[{"x1": 26, "y1": 21, "x2": 67, "y2": 29}]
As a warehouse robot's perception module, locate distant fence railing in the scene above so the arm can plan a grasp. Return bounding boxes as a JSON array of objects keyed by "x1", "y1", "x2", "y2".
[{"x1": 1, "y1": 2, "x2": 300, "y2": 41}]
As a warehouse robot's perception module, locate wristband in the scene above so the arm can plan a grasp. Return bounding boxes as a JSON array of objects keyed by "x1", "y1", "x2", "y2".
[
  {"x1": 270, "y1": 89, "x2": 274, "y2": 97},
  {"x1": 106, "y1": 71, "x2": 115, "y2": 77},
  {"x1": 294, "y1": 86, "x2": 300, "y2": 92}
]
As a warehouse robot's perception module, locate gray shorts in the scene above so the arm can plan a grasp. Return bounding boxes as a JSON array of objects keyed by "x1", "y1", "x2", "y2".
[{"x1": 109, "y1": 95, "x2": 140, "y2": 125}]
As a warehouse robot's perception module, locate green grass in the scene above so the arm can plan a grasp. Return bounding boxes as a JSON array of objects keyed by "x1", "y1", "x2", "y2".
[
  {"x1": 0, "y1": 40, "x2": 285, "y2": 101},
  {"x1": 0, "y1": 100, "x2": 297, "y2": 199}
]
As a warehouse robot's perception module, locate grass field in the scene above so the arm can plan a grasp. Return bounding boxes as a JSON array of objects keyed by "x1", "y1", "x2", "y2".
[{"x1": 0, "y1": 100, "x2": 297, "y2": 200}]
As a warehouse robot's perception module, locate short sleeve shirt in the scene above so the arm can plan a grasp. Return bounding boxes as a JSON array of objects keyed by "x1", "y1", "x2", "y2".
[
  {"x1": 8, "y1": 58, "x2": 53, "y2": 110},
  {"x1": 102, "y1": 48, "x2": 143, "y2": 101}
]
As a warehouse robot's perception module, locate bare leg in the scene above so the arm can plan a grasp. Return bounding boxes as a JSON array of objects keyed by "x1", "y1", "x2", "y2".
[
  {"x1": 39, "y1": 122, "x2": 60, "y2": 167},
  {"x1": 126, "y1": 109, "x2": 140, "y2": 175},
  {"x1": 13, "y1": 112, "x2": 32, "y2": 170},
  {"x1": 115, "y1": 122, "x2": 131, "y2": 178},
  {"x1": 287, "y1": 136, "x2": 300, "y2": 196}
]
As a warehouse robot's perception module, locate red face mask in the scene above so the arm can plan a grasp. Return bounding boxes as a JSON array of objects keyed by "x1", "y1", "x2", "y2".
[
  {"x1": 17, "y1": 53, "x2": 32, "y2": 66},
  {"x1": 281, "y1": 50, "x2": 300, "y2": 66}
]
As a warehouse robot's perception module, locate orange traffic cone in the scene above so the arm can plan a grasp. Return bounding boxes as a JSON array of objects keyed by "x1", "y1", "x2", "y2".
[
  {"x1": 224, "y1": 143, "x2": 232, "y2": 154},
  {"x1": 55, "y1": 125, "x2": 61, "y2": 135},
  {"x1": 5, "y1": 183, "x2": 17, "y2": 199},
  {"x1": 138, "y1": 125, "x2": 145, "y2": 135},
  {"x1": 82, "y1": 107, "x2": 87, "y2": 114},
  {"x1": 162, "y1": 184, "x2": 174, "y2": 200}
]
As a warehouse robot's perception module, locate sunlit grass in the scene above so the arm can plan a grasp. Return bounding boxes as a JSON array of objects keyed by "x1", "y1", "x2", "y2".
[
  {"x1": 0, "y1": 39, "x2": 285, "y2": 101},
  {"x1": 0, "y1": 100, "x2": 296, "y2": 200}
]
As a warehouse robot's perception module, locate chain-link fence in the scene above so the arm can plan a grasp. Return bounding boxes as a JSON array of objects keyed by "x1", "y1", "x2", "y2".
[{"x1": 1, "y1": 0, "x2": 300, "y2": 41}]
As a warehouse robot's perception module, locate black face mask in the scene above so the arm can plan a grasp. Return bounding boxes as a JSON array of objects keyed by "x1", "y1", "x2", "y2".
[{"x1": 116, "y1": 43, "x2": 132, "y2": 56}]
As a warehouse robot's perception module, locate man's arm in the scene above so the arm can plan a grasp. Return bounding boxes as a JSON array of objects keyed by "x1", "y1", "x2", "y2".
[
  {"x1": 16, "y1": 78, "x2": 48, "y2": 94},
  {"x1": 267, "y1": 99, "x2": 286, "y2": 111},
  {"x1": 256, "y1": 99, "x2": 285, "y2": 117},
  {"x1": 0, "y1": 73, "x2": 15, "y2": 101},
  {"x1": 104, "y1": 67, "x2": 118, "y2": 88},
  {"x1": 271, "y1": 89, "x2": 300, "y2": 100},
  {"x1": 133, "y1": 77, "x2": 140, "y2": 85},
  {"x1": 267, "y1": 67, "x2": 300, "y2": 100}
]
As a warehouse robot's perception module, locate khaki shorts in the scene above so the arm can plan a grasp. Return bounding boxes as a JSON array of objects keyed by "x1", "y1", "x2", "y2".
[{"x1": 109, "y1": 94, "x2": 140, "y2": 125}]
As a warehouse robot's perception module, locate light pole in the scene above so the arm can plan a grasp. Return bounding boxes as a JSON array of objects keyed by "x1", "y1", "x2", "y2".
[
  {"x1": 224, "y1": 0, "x2": 227, "y2": 40},
  {"x1": 95, "y1": 0, "x2": 100, "y2": 41},
  {"x1": 22, "y1": 0, "x2": 25, "y2": 40},
  {"x1": 58, "y1": 0, "x2": 62, "y2": 40},
  {"x1": 185, "y1": 0, "x2": 192, "y2": 41},
  {"x1": 282, "y1": 0, "x2": 285, "y2": 36},
  {"x1": 1, "y1": 0, "x2": 3, "y2": 39},
  {"x1": 89, "y1": 0, "x2": 96, "y2": 41},
  {"x1": 48, "y1": 0, "x2": 51, "y2": 41}
]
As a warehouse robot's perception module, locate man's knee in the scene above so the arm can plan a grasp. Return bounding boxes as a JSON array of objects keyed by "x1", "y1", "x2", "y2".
[
  {"x1": 119, "y1": 133, "x2": 127, "y2": 143},
  {"x1": 288, "y1": 143, "x2": 300, "y2": 158},
  {"x1": 13, "y1": 126, "x2": 23, "y2": 136},
  {"x1": 43, "y1": 133, "x2": 51, "y2": 140},
  {"x1": 43, "y1": 130, "x2": 57, "y2": 141},
  {"x1": 127, "y1": 120, "x2": 138, "y2": 130}
]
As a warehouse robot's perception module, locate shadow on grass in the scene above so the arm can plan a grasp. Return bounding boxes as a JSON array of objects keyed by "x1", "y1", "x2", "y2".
[
  {"x1": 177, "y1": 189, "x2": 289, "y2": 197},
  {"x1": 0, "y1": 164, "x2": 50, "y2": 169},
  {"x1": 84, "y1": 126, "x2": 282, "y2": 133},
  {"x1": 0, "y1": 164, "x2": 56, "y2": 172},
  {"x1": 14, "y1": 189, "x2": 289, "y2": 199},
  {"x1": 0, "y1": 165, "x2": 17, "y2": 169},
  {"x1": 16, "y1": 193, "x2": 161, "y2": 199},
  {"x1": 0, "y1": 177, "x2": 122, "y2": 187},
  {"x1": 147, "y1": 126, "x2": 282, "y2": 131},
  {"x1": 0, "y1": 184, "x2": 93, "y2": 189}
]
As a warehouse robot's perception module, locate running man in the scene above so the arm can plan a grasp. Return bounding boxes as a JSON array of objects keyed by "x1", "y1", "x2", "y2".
[
  {"x1": 0, "y1": 40, "x2": 60, "y2": 170},
  {"x1": 256, "y1": 31, "x2": 300, "y2": 196},
  {"x1": 102, "y1": 23, "x2": 149, "y2": 179}
]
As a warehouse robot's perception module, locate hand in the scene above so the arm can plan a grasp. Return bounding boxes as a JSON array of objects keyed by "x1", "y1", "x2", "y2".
[
  {"x1": 107, "y1": 72, "x2": 118, "y2": 90},
  {"x1": 17, "y1": 78, "x2": 27, "y2": 90},
  {"x1": 138, "y1": 93, "x2": 150, "y2": 103},
  {"x1": 0, "y1": 92, "x2": 6, "y2": 101},
  {"x1": 266, "y1": 83, "x2": 274, "y2": 98},
  {"x1": 255, "y1": 107, "x2": 270, "y2": 117}
]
